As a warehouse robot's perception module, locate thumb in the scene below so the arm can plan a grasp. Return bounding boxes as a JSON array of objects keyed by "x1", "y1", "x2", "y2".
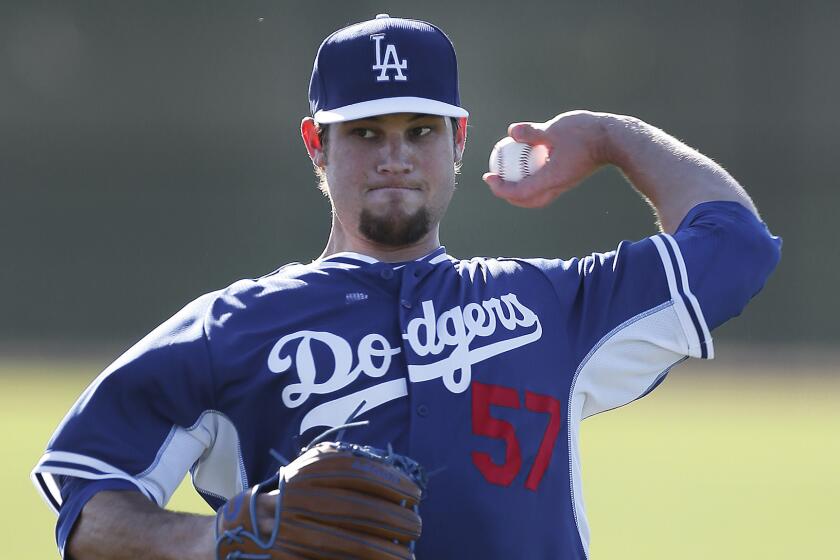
[{"x1": 508, "y1": 122, "x2": 550, "y2": 146}]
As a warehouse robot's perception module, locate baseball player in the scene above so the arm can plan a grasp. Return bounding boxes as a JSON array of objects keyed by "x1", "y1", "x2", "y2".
[{"x1": 32, "y1": 14, "x2": 780, "y2": 559}]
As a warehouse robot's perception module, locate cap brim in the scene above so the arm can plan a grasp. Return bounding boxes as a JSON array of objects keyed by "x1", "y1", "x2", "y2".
[{"x1": 314, "y1": 96, "x2": 468, "y2": 124}]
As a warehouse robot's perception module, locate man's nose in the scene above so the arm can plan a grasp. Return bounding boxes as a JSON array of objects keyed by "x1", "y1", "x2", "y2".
[{"x1": 377, "y1": 136, "x2": 413, "y2": 174}]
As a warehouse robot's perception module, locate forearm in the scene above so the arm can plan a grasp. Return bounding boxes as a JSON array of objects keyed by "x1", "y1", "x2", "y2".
[
  {"x1": 67, "y1": 491, "x2": 215, "y2": 560},
  {"x1": 601, "y1": 114, "x2": 758, "y2": 233}
]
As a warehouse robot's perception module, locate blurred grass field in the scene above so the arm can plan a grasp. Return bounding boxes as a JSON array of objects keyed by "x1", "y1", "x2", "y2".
[{"x1": 3, "y1": 354, "x2": 838, "y2": 559}]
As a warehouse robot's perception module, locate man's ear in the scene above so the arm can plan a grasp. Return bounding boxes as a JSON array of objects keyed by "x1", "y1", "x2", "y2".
[
  {"x1": 301, "y1": 117, "x2": 326, "y2": 168},
  {"x1": 454, "y1": 117, "x2": 468, "y2": 162}
]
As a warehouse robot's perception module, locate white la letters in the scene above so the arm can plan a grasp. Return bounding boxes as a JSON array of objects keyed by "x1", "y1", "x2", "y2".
[{"x1": 371, "y1": 34, "x2": 408, "y2": 82}]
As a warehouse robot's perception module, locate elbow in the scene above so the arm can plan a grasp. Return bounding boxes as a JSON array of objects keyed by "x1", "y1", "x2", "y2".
[
  {"x1": 708, "y1": 222, "x2": 782, "y2": 329},
  {"x1": 742, "y1": 222, "x2": 782, "y2": 299},
  {"x1": 678, "y1": 201, "x2": 782, "y2": 331}
]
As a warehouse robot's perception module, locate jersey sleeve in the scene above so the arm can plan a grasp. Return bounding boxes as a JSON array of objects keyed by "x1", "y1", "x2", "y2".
[
  {"x1": 31, "y1": 292, "x2": 220, "y2": 516},
  {"x1": 532, "y1": 200, "x2": 780, "y2": 419}
]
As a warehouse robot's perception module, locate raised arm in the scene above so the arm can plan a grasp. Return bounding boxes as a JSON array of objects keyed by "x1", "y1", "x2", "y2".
[{"x1": 483, "y1": 110, "x2": 758, "y2": 232}]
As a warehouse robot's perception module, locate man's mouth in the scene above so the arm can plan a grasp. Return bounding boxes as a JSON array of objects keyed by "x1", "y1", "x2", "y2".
[{"x1": 366, "y1": 185, "x2": 421, "y2": 192}]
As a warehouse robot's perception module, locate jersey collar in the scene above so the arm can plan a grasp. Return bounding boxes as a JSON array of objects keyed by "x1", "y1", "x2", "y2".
[{"x1": 318, "y1": 246, "x2": 452, "y2": 268}]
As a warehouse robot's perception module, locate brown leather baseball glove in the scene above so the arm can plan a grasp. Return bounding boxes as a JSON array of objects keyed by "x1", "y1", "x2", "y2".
[{"x1": 215, "y1": 441, "x2": 426, "y2": 560}]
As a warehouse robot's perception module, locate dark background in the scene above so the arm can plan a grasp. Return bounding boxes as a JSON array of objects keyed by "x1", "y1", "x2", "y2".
[{"x1": 2, "y1": 1, "x2": 837, "y2": 351}]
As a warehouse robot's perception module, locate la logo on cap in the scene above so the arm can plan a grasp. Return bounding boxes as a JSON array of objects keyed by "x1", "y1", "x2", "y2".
[{"x1": 371, "y1": 33, "x2": 408, "y2": 82}]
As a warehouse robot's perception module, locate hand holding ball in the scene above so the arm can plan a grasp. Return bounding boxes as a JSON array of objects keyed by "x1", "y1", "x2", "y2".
[
  {"x1": 484, "y1": 113, "x2": 608, "y2": 208},
  {"x1": 488, "y1": 137, "x2": 549, "y2": 183}
]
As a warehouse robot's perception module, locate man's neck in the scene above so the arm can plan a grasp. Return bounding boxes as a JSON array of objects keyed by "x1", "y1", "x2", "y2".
[{"x1": 319, "y1": 226, "x2": 442, "y2": 263}]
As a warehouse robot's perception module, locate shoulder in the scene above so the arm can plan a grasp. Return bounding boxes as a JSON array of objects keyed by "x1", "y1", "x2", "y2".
[
  {"x1": 450, "y1": 253, "x2": 621, "y2": 286},
  {"x1": 213, "y1": 262, "x2": 311, "y2": 304},
  {"x1": 200, "y1": 259, "x2": 346, "y2": 329}
]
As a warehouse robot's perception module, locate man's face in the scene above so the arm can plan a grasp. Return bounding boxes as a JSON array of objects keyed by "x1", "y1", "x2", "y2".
[{"x1": 312, "y1": 113, "x2": 466, "y2": 248}]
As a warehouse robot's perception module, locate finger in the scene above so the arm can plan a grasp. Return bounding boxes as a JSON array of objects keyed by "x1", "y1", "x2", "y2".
[
  {"x1": 508, "y1": 122, "x2": 551, "y2": 146},
  {"x1": 256, "y1": 493, "x2": 281, "y2": 535},
  {"x1": 482, "y1": 173, "x2": 521, "y2": 199},
  {"x1": 483, "y1": 173, "x2": 554, "y2": 208},
  {"x1": 484, "y1": 171, "x2": 543, "y2": 201},
  {"x1": 482, "y1": 173, "x2": 533, "y2": 207},
  {"x1": 512, "y1": 169, "x2": 558, "y2": 197},
  {"x1": 498, "y1": 165, "x2": 558, "y2": 199},
  {"x1": 482, "y1": 172, "x2": 501, "y2": 187}
]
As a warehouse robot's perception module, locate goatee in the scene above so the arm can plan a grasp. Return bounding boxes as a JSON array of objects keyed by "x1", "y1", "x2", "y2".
[{"x1": 359, "y1": 207, "x2": 431, "y2": 247}]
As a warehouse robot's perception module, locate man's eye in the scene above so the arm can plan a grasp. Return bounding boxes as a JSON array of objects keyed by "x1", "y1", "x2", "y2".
[
  {"x1": 352, "y1": 128, "x2": 376, "y2": 139},
  {"x1": 412, "y1": 126, "x2": 433, "y2": 137}
]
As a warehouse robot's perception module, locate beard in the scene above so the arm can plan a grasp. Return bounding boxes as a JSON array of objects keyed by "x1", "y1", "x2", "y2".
[{"x1": 358, "y1": 206, "x2": 432, "y2": 247}]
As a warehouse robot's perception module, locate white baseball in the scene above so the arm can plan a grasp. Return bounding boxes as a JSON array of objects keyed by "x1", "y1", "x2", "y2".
[{"x1": 488, "y1": 137, "x2": 549, "y2": 182}]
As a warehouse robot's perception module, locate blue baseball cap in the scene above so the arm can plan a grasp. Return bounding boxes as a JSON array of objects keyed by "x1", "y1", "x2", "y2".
[{"x1": 309, "y1": 14, "x2": 469, "y2": 124}]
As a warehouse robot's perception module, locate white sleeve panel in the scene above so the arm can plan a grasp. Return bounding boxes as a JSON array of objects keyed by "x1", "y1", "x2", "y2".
[
  {"x1": 188, "y1": 411, "x2": 249, "y2": 502},
  {"x1": 574, "y1": 302, "x2": 690, "y2": 420},
  {"x1": 566, "y1": 302, "x2": 692, "y2": 555}
]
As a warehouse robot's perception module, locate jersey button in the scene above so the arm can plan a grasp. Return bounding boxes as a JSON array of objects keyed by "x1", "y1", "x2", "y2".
[
  {"x1": 416, "y1": 404, "x2": 429, "y2": 417},
  {"x1": 400, "y1": 299, "x2": 412, "y2": 309},
  {"x1": 380, "y1": 268, "x2": 394, "y2": 280}
]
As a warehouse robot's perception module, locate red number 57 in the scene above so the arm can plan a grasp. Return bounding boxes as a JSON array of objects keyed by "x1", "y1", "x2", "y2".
[{"x1": 471, "y1": 381, "x2": 562, "y2": 491}]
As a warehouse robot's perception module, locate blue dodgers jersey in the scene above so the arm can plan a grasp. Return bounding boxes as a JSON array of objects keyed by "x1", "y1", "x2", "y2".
[{"x1": 33, "y1": 201, "x2": 780, "y2": 559}]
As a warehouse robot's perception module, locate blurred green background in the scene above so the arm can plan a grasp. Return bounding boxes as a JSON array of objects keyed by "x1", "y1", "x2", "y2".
[
  {"x1": 2, "y1": 0, "x2": 838, "y2": 557},
  {"x1": 5, "y1": 355, "x2": 839, "y2": 558}
]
